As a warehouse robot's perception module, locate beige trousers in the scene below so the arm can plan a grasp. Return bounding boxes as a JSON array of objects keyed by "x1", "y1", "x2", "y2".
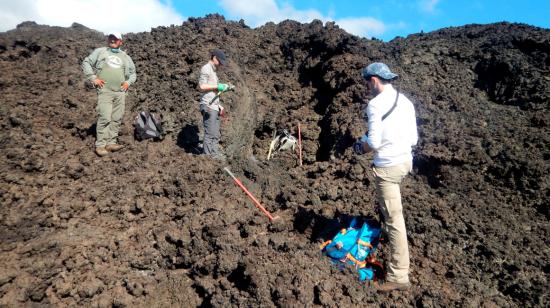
[{"x1": 373, "y1": 160, "x2": 412, "y2": 284}]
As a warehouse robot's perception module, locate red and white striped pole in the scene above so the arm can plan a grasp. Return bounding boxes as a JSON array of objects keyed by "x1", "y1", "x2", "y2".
[{"x1": 298, "y1": 123, "x2": 302, "y2": 166}]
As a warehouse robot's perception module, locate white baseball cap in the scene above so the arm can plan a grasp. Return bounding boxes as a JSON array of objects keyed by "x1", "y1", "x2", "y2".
[{"x1": 108, "y1": 32, "x2": 123, "y2": 40}]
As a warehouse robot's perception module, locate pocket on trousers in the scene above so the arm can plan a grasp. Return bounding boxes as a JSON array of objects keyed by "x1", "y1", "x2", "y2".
[
  {"x1": 372, "y1": 166, "x2": 387, "y2": 178},
  {"x1": 95, "y1": 103, "x2": 101, "y2": 114},
  {"x1": 203, "y1": 111, "x2": 210, "y2": 121}
]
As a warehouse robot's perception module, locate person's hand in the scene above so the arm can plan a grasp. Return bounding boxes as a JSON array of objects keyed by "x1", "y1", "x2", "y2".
[
  {"x1": 121, "y1": 81, "x2": 129, "y2": 91},
  {"x1": 353, "y1": 141, "x2": 365, "y2": 155},
  {"x1": 219, "y1": 105, "x2": 225, "y2": 117},
  {"x1": 353, "y1": 134, "x2": 369, "y2": 155},
  {"x1": 217, "y1": 83, "x2": 229, "y2": 92},
  {"x1": 93, "y1": 78, "x2": 105, "y2": 88}
]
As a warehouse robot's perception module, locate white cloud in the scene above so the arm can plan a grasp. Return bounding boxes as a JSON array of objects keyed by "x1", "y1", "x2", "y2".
[
  {"x1": 218, "y1": 0, "x2": 387, "y2": 38},
  {"x1": 418, "y1": 0, "x2": 440, "y2": 13},
  {"x1": 335, "y1": 17, "x2": 386, "y2": 38},
  {"x1": 1, "y1": 0, "x2": 393, "y2": 39},
  {"x1": 0, "y1": 0, "x2": 184, "y2": 35},
  {"x1": 219, "y1": 0, "x2": 324, "y2": 26}
]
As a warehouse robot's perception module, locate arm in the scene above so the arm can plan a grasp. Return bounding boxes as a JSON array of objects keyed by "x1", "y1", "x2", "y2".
[
  {"x1": 198, "y1": 65, "x2": 215, "y2": 92},
  {"x1": 199, "y1": 83, "x2": 218, "y2": 92},
  {"x1": 198, "y1": 65, "x2": 230, "y2": 92},
  {"x1": 199, "y1": 82, "x2": 230, "y2": 92},
  {"x1": 354, "y1": 104, "x2": 377, "y2": 155},
  {"x1": 366, "y1": 104, "x2": 382, "y2": 151},
  {"x1": 81, "y1": 48, "x2": 102, "y2": 82},
  {"x1": 409, "y1": 104, "x2": 418, "y2": 147}
]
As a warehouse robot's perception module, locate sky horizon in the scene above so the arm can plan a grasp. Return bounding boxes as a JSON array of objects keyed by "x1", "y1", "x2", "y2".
[{"x1": 1, "y1": 0, "x2": 548, "y2": 41}]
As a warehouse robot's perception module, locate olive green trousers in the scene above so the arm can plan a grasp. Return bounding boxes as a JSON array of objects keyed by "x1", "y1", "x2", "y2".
[{"x1": 95, "y1": 91, "x2": 126, "y2": 148}]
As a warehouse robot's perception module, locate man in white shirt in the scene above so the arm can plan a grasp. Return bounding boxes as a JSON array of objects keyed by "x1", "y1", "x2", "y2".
[{"x1": 354, "y1": 62, "x2": 418, "y2": 292}]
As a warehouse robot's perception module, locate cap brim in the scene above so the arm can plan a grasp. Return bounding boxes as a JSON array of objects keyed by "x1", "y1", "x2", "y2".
[
  {"x1": 367, "y1": 73, "x2": 398, "y2": 80},
  {"x1": 218, "y1": 58, "x2": 227, "y2": 66}
]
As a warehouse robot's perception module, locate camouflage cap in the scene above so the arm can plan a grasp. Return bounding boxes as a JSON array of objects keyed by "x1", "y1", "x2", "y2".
[{"x1": 362, "y1": 62, "x2": 398, "y2": 80}]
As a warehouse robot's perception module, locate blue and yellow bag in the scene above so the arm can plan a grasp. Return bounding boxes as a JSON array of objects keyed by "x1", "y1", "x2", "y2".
[{"x1": 320, "y1": 218, "x2": 384, "y2": 281}]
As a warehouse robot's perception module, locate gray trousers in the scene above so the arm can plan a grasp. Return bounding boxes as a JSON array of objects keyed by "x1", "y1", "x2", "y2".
[
  {"x1": 373, "y1": 160, "x2": 413, "y2": 284},
  {"x1": 200, "y1": 105, "x2": 221, "y2": 155}
]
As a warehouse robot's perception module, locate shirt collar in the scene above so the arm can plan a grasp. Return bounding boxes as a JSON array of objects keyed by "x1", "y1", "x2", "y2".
[
  {"x1": 382, "y1": 83, "x2": 395, "y2": 94},
  {"x1": 372, "y1": 83, "x2": 395, "y2": 100}
]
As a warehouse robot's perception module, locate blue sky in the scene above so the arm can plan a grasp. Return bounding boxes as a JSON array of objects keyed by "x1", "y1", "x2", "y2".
[{"x1": 1, "y1": 0, "x2": 548, "y2": 41}]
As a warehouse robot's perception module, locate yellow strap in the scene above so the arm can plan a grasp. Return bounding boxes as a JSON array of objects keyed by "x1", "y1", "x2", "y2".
[
  {"x1": 345, "y1": 253, "x2": 367, "y2": 268},
  {"x1": 357, "y1": 239, "x2": 373, "y2": 249},
  {"x1": 319, "y1": 240, "x2": 332, "y2": 250}
]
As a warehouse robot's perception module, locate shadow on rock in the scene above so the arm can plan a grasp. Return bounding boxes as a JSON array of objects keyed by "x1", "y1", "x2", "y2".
[{"x1": 177, "y1": 124, "x2": 201, "y2": 154}]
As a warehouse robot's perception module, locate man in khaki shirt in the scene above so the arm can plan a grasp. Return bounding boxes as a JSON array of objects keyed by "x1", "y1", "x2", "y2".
[{"x1": 82, "y1": 32, "x2": 136, "y2": 156}]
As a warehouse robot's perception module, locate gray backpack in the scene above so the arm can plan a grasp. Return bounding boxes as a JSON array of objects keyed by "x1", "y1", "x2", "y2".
[{"x1": 134, "y1": 111, "x2": 164, "y2": 141}]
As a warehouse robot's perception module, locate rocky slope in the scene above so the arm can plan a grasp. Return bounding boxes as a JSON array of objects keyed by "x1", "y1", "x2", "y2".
[{"x1": 0, "y1": 15, "x2": 548, "y2": 307}]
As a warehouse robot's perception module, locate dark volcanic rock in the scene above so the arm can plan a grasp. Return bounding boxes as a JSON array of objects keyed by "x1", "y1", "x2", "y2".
[{"x1": 0, "y1": 17, "x2": 548, "y2": 306}]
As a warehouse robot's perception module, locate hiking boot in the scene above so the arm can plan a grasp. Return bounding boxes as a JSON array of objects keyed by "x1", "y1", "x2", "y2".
[
  {"x1": 95, "y1": 147, "x2": 109, "y2": 157},
  {"x1": 375, "y1": 281, "x2": 411, "y2": 293},
  {"x1": 106, "y1": 144, "x2": 124, "y2": 152}
]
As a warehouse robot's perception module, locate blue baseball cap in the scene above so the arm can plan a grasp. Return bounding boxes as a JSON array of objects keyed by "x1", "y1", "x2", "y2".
[
  {"x1": 212, "y1": 49, "x2": 227, "y2": 66},
  {"x1": 362, "y1": 62, "x2": 398, "y2": 80}
]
